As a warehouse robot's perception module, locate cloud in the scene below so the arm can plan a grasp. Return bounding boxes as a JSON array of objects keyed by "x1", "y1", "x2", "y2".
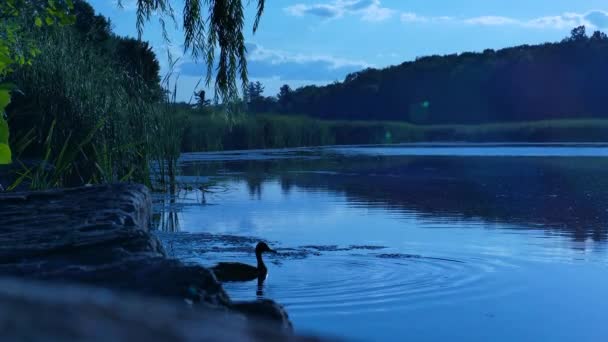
[
  {"x1": 583, "y1": 11, "x2": 608, "y2": 28},
  {"x1": 464, "y1": 16, "x2": 519, "y2": 26},
  {"x1": 400, "y1": 13, "x2": 452, "y2": 23},
  {"x1": 285, "y1": 0, "x2": 394, "y2": 22},
  {"x1": 178, "y1": 43, "x2": 372, "y2": 82},
  {"x1": 344, "y1": 0, "x2": 374, "y2": 11},
  {"x1": 286, "y1": 4, "x2": 339, "y2": 18},
  {"x1": 469, "y1": 11, "x2": 608, "y2": 29},
  {"x1": 400, "y1": 13, "x2": 428, "y2": 23},
  {"x1": 524, "y1": 13, "x2": 584, "y2": 29},
  {"x1": 398, "y1": 10, "x2": 608, "y2": 30}
]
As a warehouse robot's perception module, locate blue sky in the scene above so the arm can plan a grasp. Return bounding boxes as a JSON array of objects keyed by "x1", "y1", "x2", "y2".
[{"x1": 90, "y1": 0, "x2": 608, "y2": 102}]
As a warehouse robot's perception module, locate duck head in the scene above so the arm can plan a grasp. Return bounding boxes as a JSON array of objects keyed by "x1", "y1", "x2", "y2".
[{"x1": 255, "y1": 242, "x2": 276, "y2": 256}]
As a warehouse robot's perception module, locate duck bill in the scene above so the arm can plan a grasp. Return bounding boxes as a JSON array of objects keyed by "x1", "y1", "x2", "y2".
[{"x1": 269, "y1": 248, "x2": 278, "y2": 254}]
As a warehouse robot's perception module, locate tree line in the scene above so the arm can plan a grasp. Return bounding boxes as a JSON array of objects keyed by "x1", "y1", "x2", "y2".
[{"x1": 243, "y1": 26, "x2": 608, "y2": 125}]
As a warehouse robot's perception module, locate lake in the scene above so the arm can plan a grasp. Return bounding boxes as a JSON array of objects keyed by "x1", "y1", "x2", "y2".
[{"x1": 153, "y1": 144, "x2": 608, "y2": 341}]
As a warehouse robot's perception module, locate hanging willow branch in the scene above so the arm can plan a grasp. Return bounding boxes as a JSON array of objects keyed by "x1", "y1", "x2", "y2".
[{"x1": 120, "y1": 0, "x2": 264, "y2": 102}]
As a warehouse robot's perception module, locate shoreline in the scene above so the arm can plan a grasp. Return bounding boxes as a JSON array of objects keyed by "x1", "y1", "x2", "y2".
[{"x1": 0, "y1": 184, "x2": 309, "y2": 340}]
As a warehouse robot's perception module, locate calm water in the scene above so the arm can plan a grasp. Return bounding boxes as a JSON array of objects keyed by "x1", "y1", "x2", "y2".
[{"x1": 154, "y1": 144, "x2": 608, "y2": 341}]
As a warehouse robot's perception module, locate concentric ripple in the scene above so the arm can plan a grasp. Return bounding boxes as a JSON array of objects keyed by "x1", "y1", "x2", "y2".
[{"x1": 223, "y1": 251, "x2": 518, "y2": 316}]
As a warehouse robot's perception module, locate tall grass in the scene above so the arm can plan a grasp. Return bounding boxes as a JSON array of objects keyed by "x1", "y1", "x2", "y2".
[
  {"x1": 149, "y1": 100, "x2": 187, "y2": 191},
  {"x1": 182, "y1": 113, "x2": 335, "y2": 151},
  {"x1": 181, "y1": 114, "x2": 608, "y2": 152},
  {"x1": 7, "y1": 25, "x2": 183, "y2": 190}
]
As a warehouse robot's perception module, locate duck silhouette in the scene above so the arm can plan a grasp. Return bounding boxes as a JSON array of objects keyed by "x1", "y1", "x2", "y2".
[{"x1": 211, "y1": 242, "x2": 277, "y2": 282}]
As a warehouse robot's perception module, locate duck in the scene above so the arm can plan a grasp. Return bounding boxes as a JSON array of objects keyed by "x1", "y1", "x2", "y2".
[{"x1": 211, "y1": 242, "x2": 277, "y2": 282}]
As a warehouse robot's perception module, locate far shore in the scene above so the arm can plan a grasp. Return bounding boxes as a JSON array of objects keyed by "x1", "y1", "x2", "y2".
[{"x1": 181, "y1": 115, "x2": 608, "y2": 152}]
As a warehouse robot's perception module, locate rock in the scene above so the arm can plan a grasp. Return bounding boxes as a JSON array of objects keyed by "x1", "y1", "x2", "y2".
[
  {"x1": 0, "y1": 184, "x2": 295, "y2": 333},
  {"x1": 0, "y1": 256, "x2": 230, "y2": 307},
  {"x1": 232, "y1": 299, "x2": 294, "y2": 332},
  {"x1": 0, "y1": 277, "x2": 323, "y2": 342},
  {"x1": 0, "y1": 183, "x2": 160, "y2": 262}
]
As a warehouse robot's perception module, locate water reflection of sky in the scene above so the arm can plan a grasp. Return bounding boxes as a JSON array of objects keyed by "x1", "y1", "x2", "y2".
[
  {"x1": 155, "y1": 146, "x2": 608, "y2": 341},
  {"x1": 170, "y1": 179, "x2": 607, "y2": 264}
]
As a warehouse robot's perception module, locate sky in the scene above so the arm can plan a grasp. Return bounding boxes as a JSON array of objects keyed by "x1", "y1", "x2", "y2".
[{"x1": 89, "y1": 0, "x2": 608, "y2": 102}]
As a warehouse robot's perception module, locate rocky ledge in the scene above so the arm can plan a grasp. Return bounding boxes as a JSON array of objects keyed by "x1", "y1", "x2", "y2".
[{"x1": 0, "y1": 184, "x2": 308, "y2": 340}]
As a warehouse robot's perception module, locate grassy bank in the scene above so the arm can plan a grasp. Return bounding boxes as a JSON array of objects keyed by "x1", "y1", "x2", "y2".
[
  {"x1": 3, "y1": 3, "x2": 181, "y2": 191},
  {"x1": 182, "y1": 114, "x2": 335, "y2": 151},
  {"x1": 181, "y1": 114, "x2": 608, "y2": 152}
]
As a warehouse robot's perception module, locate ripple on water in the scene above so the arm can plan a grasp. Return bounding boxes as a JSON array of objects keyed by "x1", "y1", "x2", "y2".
[
  {"x1": 224, "y1": 252, "x2": 519, "y2": 317},
  {"x1": 157, "y1": 234, "x2": 520, "y2": 317}
]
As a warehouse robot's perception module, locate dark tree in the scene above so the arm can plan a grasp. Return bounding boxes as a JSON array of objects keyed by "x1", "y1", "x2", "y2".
[
  {"x1": 73, "y1": 0, "x2": 111, "y2": 43},
  {"x1": 565, "y1": 25, "x2": 588, "y2": 42},
  {"x1": 591, "y1": 30, "x2": 608, "y2": 41},
  {"x1": 194, "y1": 90, "x2": 211, "y2": 108},
  {"x1": 115, "y1": 38, "x2": 161, "y2": 86},
  {"x1": 112, "y1": 38, "x2": 162, "y2": 101},
  {"x1": 244, "y1": 81, "x2": 278, "y2": 113},
  {"x1": 246, "y1": 81, "x2": 265, "y2": 103},
  {"x1": 277, "y1": 84, "x2": 293, "y2": 112}
]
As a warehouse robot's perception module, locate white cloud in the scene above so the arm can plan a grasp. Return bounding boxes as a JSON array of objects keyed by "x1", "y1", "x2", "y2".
[
  {"x1": 246, "y1": 43, "x2": 372, "y2": 70},
  {"x1": 464, "y1": 16, "x2": 519, "y2": 26},
  {"x1": 361, "y1": 3, "x2": 395, "y2": 22},
  {"x1": 285, "y1": 0, "x2": 394, "y2": 22},
  {"x1": 400, "y1": 12, "x2": 428, "y2": 23},
  {"x1": 525, "y1": 14, "x2": 582, "y2": 29},
  {"x1": 465, "y1": 11, "x2": 608, "y2": 29},
  {"x1": 400, "y1": 12, "x2": 453, "y2": 24},
  {"x1": 178, "y1": 43, "x2": 373, "y2": 82},
  {"x1": 398, "y1": 10, "x2": 608, "y2": 30}
]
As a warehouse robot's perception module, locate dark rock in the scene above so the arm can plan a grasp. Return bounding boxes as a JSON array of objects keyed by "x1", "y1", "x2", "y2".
[
  {"x1": 0, "y1": 183, "x2": 160, "y2": 263},
  {"x1": 0, "y1": 256, "x2": 230, "y2": 307},
  {"x1": 0, "y1": 277, "x2": 323, "y2": 342},
  {"x1": 0, "y1": 184, "x2": 295, "y2": 333},
  {"x1": 232, "y1": 299, "x2": 294, "y2": 332}
]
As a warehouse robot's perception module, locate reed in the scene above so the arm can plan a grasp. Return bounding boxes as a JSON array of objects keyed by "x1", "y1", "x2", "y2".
[
  {"x1": 7, "y1": 24, "x2": 174, "y2": 189},
  {"x1": 180, "y1": 114, "x2": 608, "y2": 152}
]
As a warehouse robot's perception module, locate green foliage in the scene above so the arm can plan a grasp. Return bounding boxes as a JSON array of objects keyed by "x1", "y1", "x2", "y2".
[
  {"x1": 9, "y1": 119, "x2": 102, "y2": 190},
  {"x1": 2, "y1": 0, "x2": 269, "y2": 187},
  {"x1": 0, "y1": 82, "x2": 13, "y2": 163},
  {"x1": 0, "y1": 114, "x2": 10, "y2": 164},
  {"x1": 7, "y1": 10, "x2": 165, "y2": 188},
  {"x1": 73, "y1": 0, "x2": 110, "y2": 42},
  {"x1": 150, "y1": 105, "x2": 186, "y2": 190},
  {"x1": 114, "y1": 37, "x2": 161, "y2": 94},
  {"x1": 129, "y1": 0, "x2": 265, "y2": 102},
  {"x1": 182, "y1": 113, "x2": 335, "y2": 152},
  {"x1": 1, "y1": 0, "x2": 76, "y2": 165}
]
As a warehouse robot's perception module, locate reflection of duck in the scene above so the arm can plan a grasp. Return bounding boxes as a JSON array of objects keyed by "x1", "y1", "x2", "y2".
[{"x1": 211, "y1": 242, "x2": 277, "y2": 282}]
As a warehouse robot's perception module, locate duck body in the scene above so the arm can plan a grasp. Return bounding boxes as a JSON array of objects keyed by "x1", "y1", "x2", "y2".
[
  {"x1": 211, "y1": 242, "x2": 275, "y2": 282},
  {"x1": 211, "y1": 262, "x2": 266, "y2": 282}
]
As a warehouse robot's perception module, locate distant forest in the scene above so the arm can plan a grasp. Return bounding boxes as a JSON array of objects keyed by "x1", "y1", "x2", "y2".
[{"x1": 246, "y1": 26, "x2": 608, "y2": 125}]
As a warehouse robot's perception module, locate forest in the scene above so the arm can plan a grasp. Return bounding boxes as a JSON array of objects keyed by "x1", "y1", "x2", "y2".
[{"x1": 249, "y1": 26, "x2": 608, "y2": 125}]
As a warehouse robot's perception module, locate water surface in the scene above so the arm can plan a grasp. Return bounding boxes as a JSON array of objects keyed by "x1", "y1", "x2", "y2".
[{"x1": 155, "y1": 144, "x2": 608, "y2": 341}]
